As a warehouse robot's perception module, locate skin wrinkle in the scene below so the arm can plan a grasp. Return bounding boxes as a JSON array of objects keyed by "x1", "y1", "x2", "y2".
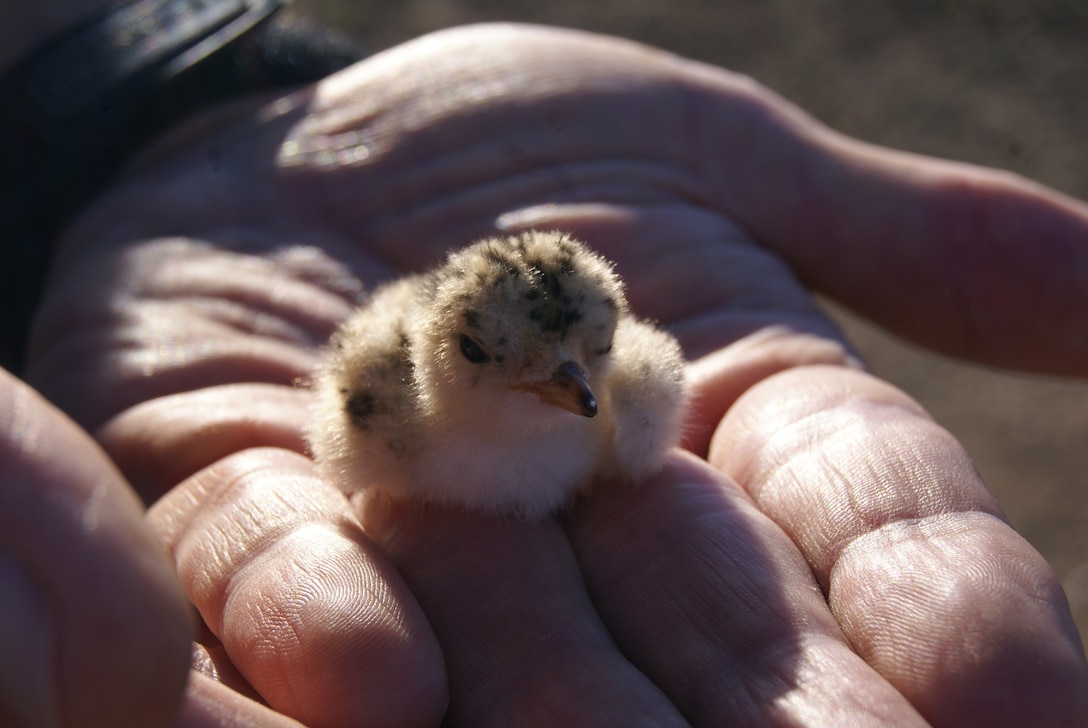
[
  {"x1": 357, "y1": 161, "x2": 704, "y2": 263},
  {"x1": 293, "y1": 523, "x2": 410, "y2": 631},
  {"x1": 31, "y1": 212, "x2": 381, "y2": 430},
  {"x1": 679, "y1": 330, "x2": 864, "y2": 461},
  {"x1": 301, "y1": 47, "x2": 736, "y2": 258},
  {"x1": 267, "y1": 245, "x2": 367, "y2": 299},
  {"x1": 227, "y1": 601, "x2": 304, "y2": 717},
  {"x1": 223, "y1": 539, "x2": 313, "y2": 675},
  {"x1": 827, "y1": 505, "x2": 1088, "y2": 728},
  {"x1": 151, "y1": 297, "x2": 318, "y2": 347},
  {"x1": 30, "y1": 297, "x2": 324, "y2": 431},
  {"x1": 165, "y1": 465, "x2": 330, "y2": 624},
  {"x1": 671, "y1": 61, "x2": 822, "y2": 238},
  {"x1": 120, "y1": 241, "x2": 355, "y2": 347},
  {"x1": 830, "y1": 512, "x2": 1077, "y2": 660},
  {"x1": 151, "y1": 452, "x2": 337, "y2": 554},
  {"x1": 730, "y1": 392, "x2": 1006, "y2": 588},
  {"x1": 815, "y1": 423, "x2": 929, "y2": 538},
  {"x1": 316, "y1": 38, "x2": 677, "y2": 158},
  {"x1": 197, "y1": 489, "x2": 331, "y2": 584}
]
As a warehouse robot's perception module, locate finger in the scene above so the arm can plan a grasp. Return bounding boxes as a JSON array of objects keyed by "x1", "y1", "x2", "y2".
[
  {"x1": 174, "y1": 671, "x2": 305, "y2": 728},
  {"x1": 362, "y1": 497, "x2": 688, "y2": 726},
  {"x1": 0, "y1": 369, "x2": 191, "y2": 728},
  {"x1": 734, "y1": 136, "x2": 1088, "y2": 374},
  {"x1": 29, "y1": 237, "x2": 363, "y2": 430},
  {"x1": 657, "y1": 34, "x2": 1088, "y2": 373},
  {"x1": 96, "y1": 384, "x2": 311, "y2": 503},
  {"x1": 568, "y1": 452, "x2": 928, "y2": 726},
  {"x1": 148, "y1": 448, "x2": 446, "y2": 728},
  {"x1": 710, "y1": 365, "x2": 1088, "y2": 726}
]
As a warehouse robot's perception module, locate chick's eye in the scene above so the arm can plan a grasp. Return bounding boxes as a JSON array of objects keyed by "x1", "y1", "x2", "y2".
[
  {"x1": 459, "y1": 334, "x2": 490, "y2": 363},
  {"x1": 595, "y1": 340, "x2": 613, "y2": 356}
]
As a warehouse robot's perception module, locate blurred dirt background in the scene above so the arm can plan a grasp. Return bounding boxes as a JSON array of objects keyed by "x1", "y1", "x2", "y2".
[{"x1": 289, "y1": 0, "x2": 1088, "y2": 647}]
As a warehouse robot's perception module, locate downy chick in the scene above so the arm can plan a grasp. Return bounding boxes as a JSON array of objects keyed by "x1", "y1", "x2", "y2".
[{"x1": 308, "y1": 231, "x2": 687, "y2": 520}]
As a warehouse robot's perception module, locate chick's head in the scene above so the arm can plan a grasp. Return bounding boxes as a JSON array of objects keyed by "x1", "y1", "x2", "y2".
[{"x1": 418, "y1": 232, "x2": 626, "y2": 422}]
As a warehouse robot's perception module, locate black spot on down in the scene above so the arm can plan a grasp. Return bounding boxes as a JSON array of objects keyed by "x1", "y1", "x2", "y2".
[{"x1": 346, "y1": 391, "x2": 380, "y2": 429}]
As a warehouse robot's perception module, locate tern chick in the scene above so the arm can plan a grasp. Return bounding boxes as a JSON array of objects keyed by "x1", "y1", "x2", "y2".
[{"x1": 308, "y1": 231, "x2": 687, "y2": 520}]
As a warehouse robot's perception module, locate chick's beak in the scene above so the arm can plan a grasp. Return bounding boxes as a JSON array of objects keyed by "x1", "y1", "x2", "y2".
[{"x1": 515, "y1": 361, "x2": 597, "y2": 417}]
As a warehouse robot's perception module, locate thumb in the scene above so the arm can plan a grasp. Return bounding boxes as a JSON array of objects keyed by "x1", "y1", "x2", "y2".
[{"x1": 0, "y1": 369, "x2": 192, "y2": 728}]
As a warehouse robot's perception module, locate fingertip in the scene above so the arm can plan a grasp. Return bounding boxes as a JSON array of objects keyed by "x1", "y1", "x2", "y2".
[
  {"x1": 154, "y1": 449, "x2": 447, "y2": 728},
  {"x1": 222, "y1": 523, "x2": 449, "y2": 727}
]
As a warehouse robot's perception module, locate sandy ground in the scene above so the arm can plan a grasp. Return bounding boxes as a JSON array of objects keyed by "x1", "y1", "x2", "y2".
[{"x1": 292, "y1": 0, "x2": 1088, "y2": 648}]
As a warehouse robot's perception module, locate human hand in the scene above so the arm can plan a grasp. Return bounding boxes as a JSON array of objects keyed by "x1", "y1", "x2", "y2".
[
  {"x1": 0, "y1": 368, "x2": 192, "y2": 728},
  {"x1": 25, "y1": 23, "x2": 1088, "y2": 726}
]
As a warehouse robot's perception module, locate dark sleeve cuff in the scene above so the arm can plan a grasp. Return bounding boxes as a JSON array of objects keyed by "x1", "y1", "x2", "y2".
[{"x1": 0, "y1": 0, "x2": 365, "y2": 374}]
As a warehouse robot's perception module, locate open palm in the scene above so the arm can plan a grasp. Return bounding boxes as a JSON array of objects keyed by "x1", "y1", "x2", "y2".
[{"x1": 22, "y1": 23, "x2": 1088, "y2": 727}]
